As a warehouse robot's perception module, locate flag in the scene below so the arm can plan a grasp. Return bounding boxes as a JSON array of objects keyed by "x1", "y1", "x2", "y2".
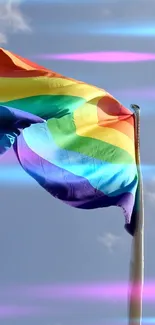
[
  {"x1": 0, "y1": 48, "x2": 144, "y2": 324},
  {"x1": 0, "y1": 48, "x2": 138, "y2": 234}
]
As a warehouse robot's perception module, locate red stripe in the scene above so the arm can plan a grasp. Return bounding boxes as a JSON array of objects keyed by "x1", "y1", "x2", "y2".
[
  {"x1": 0, "y1": 48, "x2": 78, "y2": 81},
  {"x1": 97, "y1": 96, "x2": 135, "y2": 140}
]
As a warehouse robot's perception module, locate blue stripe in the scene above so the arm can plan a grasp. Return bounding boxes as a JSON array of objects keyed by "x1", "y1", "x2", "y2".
[
  {"x1": 22, "y1": 122, "x2": 138, "y2": 197},
  {"x1": 0, "y1": 164, "x2": 152, "y2": 184}
]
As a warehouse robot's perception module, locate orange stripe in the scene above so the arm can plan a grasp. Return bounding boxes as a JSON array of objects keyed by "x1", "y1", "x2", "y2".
[
  {"x1": 12, "y1": 52, "x2": 49, "y2": 71},
  {"x1": 99, "y1": 117, "x2": 135, "y2": 141},
  {"x1": 74, "y1": 101, "x2": 135, "y2": 158},
  {"x1": 0, "y1": 70, "x2": 50, "y2": 78},
  {"x1": 0, "y1": 48, "x2": 35, "y2": 71},
  {"x1": 0, "y1": 48, "x2": 83, "y2": 82},
  {"x1": 102, "y1": 92, "x2": 134, "y2": 123},
  {"x1": 0, "y1": 69, "x2": 75, "y2": 79},
  {"x1": 97, "y1": 96, "x2": 134, "y2": 137},
  {"x1": 0, "y1": 48, "x2": 136, "y2": 122}
]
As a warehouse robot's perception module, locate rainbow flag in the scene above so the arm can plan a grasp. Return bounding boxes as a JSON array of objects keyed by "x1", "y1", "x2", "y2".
[{"x1": 0, "y1": 48, "x2": 138, "y2": 234}]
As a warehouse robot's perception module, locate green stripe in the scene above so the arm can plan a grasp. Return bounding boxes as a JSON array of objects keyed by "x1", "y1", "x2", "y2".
[
  {"x1": 0, "y1": 95, "x2": 85, "y2": 119},
  {"x1": 47, "y1": 114, "x2": 134, "y2": 164}
]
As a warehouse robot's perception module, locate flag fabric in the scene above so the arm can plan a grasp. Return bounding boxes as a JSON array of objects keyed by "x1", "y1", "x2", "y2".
[{"x1": 0, "y1": 48, "x2": 138, "y2": 235}]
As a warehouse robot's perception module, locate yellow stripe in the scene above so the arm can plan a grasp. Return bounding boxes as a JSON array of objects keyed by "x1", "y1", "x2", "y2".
[
  {"x1": 0, "y1": 76, "x2": 106, "y2": 102},
  {"x1": 74, "y1": 102, "x2": 135, "y2": 159}
]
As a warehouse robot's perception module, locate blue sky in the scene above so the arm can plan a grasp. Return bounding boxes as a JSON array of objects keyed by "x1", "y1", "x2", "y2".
[{"x1": 0, "y1": 0, "x2": 155, "y2": 324}]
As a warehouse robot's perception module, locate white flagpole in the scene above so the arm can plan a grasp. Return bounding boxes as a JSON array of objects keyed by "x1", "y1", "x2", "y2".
[{"x1": 128, "y1": 105, "x2": 144, "y2": 325}]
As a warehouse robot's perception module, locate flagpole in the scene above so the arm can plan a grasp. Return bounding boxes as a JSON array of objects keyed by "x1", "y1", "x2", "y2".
[{"x1": 128, "y1": 105, "x2": 144, "y2": 325}]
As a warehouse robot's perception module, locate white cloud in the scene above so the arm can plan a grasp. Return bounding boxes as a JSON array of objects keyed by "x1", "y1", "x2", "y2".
[
  {"x1": 97, "y1": 232, "x2": 122, "y2": 253},
  {"x1": 0, "y1": 0, "x2": 31, "y2": 45}
]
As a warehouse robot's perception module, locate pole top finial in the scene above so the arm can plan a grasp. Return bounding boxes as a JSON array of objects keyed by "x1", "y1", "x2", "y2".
[{"x1": 130, "y1": 104, "x2": 140, "y2": 111}]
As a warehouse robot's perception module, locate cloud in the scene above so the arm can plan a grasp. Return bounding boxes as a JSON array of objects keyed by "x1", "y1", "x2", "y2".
[
  {"x1": 97, "y1": 232, "x2": 122, "y2": 253},
  {"x1": 0, "y1": 0, "x2": 31, "y2": 44}
]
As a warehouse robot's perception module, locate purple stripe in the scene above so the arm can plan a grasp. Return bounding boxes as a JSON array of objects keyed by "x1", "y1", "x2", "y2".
[
  {"x1": 13, "y1": 133, "x2": 135, "y2": 233},
  {"x1": 0, "y1": 105, "x2": 44, "y2": 132},
  {"x1": 0, "y1": 105, "x2": 44, "y2": 157}
]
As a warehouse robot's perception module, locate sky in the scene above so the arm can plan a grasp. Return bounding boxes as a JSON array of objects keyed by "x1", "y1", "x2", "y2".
[{"x1": 0, "y1": 0, "x2": 155, "y2": 324}]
